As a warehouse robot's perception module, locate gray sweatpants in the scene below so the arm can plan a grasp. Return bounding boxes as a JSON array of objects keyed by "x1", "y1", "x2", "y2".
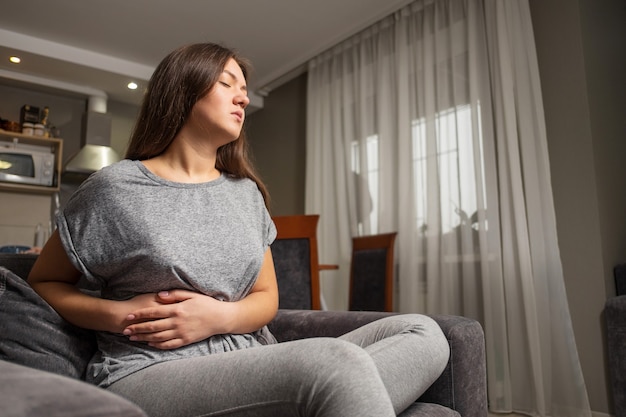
[{"x1": 107, "y1": 314, "x2": 449, "y2": 417}]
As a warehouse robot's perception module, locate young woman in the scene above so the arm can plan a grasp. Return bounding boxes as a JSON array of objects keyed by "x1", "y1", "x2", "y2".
[{"x1": 28, "y1": 43, "x2": 449, "y2": 417}]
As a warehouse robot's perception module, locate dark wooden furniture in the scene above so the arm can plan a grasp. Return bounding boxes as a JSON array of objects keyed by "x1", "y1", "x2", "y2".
[
  {"x1": 349, "y1": 232, "x2": 398, "y2": 312},
  {"x1": 271, "y1": 215, "x2": 323, "y2": 310}
]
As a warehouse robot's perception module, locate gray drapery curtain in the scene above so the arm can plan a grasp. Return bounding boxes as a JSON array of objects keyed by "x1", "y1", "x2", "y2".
[{"x1": 304, "y1": 0, "x2": 591, "y2": 415}]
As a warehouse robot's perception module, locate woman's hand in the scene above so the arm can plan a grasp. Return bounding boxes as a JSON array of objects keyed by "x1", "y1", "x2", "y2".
[
  {"x1": 121, "y1": 248, "x2": 279, "y2": 350},
  {"x1": 122, "y1": 290, "x2": 231, "y2": 350}
]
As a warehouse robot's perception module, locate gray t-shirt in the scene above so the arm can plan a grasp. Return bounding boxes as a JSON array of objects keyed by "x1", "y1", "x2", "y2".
[{"x1": 57, "y1": 159, "x2": 277, "y2": 387}]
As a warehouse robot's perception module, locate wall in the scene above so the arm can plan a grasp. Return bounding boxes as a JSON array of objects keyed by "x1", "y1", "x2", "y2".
[
  {"x1": 0, "y1": 83, "x2": 85, "y2": 165},
  {"x1": 0, "y1": 191, "x2": 52, "y2": 247},
  {"x1": 108, "y1": 100, "x2": 139, "y2": 157},
  {"x1": 246, "y1": 74, "x2": 308, "y2": 216},
  {"x1": 529, "y1": 0, "x2": 626, "y2": 414},
  {"x1": 578, "y1": 0, "x2": 626, "y2": 297},
  {"x1": 248, "y1": 1, "x2": 626, "y2": 414}
]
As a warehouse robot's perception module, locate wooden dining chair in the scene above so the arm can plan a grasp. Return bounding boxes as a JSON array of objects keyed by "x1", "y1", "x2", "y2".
[
  {"x1": 349, "y1": 232, "x2": 398, "y2": 312},
  {"x1": 270, "y1": 215, "x2": 323, "y2": 310}
]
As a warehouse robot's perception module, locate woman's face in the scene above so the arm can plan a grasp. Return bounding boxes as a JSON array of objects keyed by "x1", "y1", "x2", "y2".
[{"x1": 189, "y1": 58, "x2": 250, "y2": 145}]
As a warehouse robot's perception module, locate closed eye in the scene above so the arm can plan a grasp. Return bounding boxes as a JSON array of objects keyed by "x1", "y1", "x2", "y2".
[{"x1": 219, "y1": 81, "x2": 231, "y2": 88}]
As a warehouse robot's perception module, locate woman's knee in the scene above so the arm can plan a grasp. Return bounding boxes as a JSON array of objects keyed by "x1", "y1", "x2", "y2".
[
  {"x1": 279, "y1": 338, "x2": 394, "y2": 412},
  {"x1": 397, "y1": 314, "x2": 449, "y2": 357},
  {"x1": 292, "y1": 337, "x2": 378, "y2": 376},
  {"x1": 358, "y1": 314, "x2": 450, "y2": 372},
  {"x1": 381, "y1": 314, "x2": 442, "y2": 335}
]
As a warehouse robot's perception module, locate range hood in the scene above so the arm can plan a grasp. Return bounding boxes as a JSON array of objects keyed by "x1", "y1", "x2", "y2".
[
  {"x1": 64, "y1": 97, "x2": 121, "y2": 176},
  {"x1": 64, "y1": 112, "x2": 120, "y2": 174},
  {"x1": 64, "y1": 142, "x2": 120, "y2": 174}
]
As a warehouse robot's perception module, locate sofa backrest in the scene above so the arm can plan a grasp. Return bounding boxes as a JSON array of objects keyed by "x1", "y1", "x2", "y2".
[{"x1": 0, "y1": 254, "x2": 38, "y2": 280}]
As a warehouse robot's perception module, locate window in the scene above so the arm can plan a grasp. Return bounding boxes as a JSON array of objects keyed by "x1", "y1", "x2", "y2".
[
  {"x1": 351, "y1": 135, "x2": 379, "y2": 235},
  {"x1": 413, "y1": 103, "x2": 486, "y2": 236},
  {"x1": 352, "y1": 103, "x2": 486, "y2": 239}
]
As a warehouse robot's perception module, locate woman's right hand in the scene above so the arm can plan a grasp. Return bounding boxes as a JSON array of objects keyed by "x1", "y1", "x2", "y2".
[
  {"x1": 120, "y1": 290, "x2": 226, "y2": 349},
  {"x1": 112, "y1": 293, "x2": 166, "y2": 334}
]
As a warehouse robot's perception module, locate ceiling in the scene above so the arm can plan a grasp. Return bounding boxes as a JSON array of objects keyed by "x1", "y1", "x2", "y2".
[{"x1": 0, "y1": 0, "x2": 413, "y2": 109}]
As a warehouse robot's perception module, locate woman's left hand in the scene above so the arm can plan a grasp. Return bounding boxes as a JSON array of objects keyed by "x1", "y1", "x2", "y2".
[{"x1": 122, "y1": 290, "x2": 233, "y2": 349}]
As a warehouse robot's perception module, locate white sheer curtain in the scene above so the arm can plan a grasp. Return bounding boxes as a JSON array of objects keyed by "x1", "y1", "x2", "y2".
[{"x1": 305, "y1": 0, "x2": 591, "y2": 415}]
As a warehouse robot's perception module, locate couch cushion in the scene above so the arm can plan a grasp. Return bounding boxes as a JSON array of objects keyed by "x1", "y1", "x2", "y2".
[
  {"x1": 0, "y1": 267, "x2": 96, "y2": 379},
  {"x1": 606, "y1": 295, "x2": 626, "y2": 417},
  {"x1": 1, "y1": 360, "x2": 148, "y2": 417},
  {"x1": 398, "y1": 402, "x2": 461, "y2": 417},
  {"x1": 0, "y1": 253, "x2": 38, "y2": 281}
]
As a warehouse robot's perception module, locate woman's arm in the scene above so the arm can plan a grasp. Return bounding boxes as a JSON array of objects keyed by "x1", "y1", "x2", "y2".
[
  {"x1": 122, "y1": 248, "x2": 279, "y2": 349},
  {"x1": 27, "y1": 230, "x2": 161, "y2": 334}
]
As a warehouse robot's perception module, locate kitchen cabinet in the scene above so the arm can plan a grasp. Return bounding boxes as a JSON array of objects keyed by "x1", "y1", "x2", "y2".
[{"x1": 0, "y1": 129, "x2": 63, "y2": 194}]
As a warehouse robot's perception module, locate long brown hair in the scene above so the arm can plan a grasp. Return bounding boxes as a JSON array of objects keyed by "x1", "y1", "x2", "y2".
[{"x1": 125, "y1": 43, "x2": 270, "y2": 206}]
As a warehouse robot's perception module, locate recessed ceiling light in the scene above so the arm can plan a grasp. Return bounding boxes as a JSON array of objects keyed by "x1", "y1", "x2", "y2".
[
  {"x1": 9, "y1": 56, "x2": 21, "y2": 64},
  {"x1": 127, "y1": 82, "x2": 138, "y2": 90}
]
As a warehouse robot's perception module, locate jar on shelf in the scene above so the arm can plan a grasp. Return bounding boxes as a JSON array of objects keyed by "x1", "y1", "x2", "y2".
[
  {"x1": 33, "y1": 123, "x2": 45, "y2": 136},
  {"x1": 22, "y1": 122, "x2": 34, "y2": 135}
]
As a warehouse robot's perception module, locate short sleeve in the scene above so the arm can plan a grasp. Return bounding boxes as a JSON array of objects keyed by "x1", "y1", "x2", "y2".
[
  {"x1": 55, "y1": 165, "x2": 129, "y2": 286},
  {"x1": 265, "y1": 212, "x2": 277, "y2": 247},
  {"x1": 55, "y1": 173, "x2": 106, "y2": 282}
]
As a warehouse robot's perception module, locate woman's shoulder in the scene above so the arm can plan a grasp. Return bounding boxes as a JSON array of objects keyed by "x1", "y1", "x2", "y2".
[
  {"x1": 223, "y1": 175, "x2": 262, "y2": 195},
  {"x1": 82, "y1": 160, "x2": 141, "y2": 185},
  {"x1": 93, "y1": 159, "x2": 137, "y2": 178},
  {"x1": 72, "y1": 160, "x2": 141, "y2": 197}
]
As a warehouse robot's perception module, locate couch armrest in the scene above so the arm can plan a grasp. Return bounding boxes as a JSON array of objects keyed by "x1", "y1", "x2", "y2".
[
  {"x1": 420, "y1": 314, "x2": 487, "y2": 417},
  {"x1": 0, "y1": 360, "x2": 148, "y2": 417},
  {"x1": 268, "y1": 309, "x2": 487, "y2": 417}
]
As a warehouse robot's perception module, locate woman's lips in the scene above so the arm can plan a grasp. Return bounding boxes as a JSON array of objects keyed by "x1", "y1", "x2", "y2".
[{"x1": 232, "y1": 111, "x2": 243, "y2": 122}]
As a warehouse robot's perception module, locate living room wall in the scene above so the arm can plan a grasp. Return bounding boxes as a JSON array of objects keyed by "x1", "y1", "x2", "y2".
[
  {"x1": 529, "y1": 0, "x2": 626, "y2": 414},
  {"x1": 247, "y1": 1, "x2": 626, "y2": 413},
  {"x1": 246, "y1": 74, "x2": 308, "y2": 216}
]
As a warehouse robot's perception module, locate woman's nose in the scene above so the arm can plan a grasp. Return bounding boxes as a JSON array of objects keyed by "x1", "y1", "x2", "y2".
[{"x1": 236, "y1": 94, "x2": 250, "y2": 109}]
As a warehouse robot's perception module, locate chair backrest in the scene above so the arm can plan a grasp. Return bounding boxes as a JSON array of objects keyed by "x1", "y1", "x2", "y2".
[
  {"x1": 270, "y1": 215, "x2": 321, "y2": 310},
  {"x1": 349, "y1": 232, "x2": 398, "y2": 312}
]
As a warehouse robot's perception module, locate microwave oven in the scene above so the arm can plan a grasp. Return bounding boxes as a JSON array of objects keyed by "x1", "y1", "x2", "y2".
[{"x1": 0, "y1": 141, "x2": 56, "y2": 187}]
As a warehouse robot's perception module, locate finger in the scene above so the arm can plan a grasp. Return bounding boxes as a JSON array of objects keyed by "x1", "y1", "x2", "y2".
[
  {"x1": 155, "y1": 291, "x2": 178, "y2": 304},
  {"x1": 157, "y1": 290, "x2": 195, "y2": 303},
  {"x1": 126, "y1": 306, "x2": 171, "y2": 322},
  {"x1": 124, "y1": 318, "x2": 171, "y2": 335}
]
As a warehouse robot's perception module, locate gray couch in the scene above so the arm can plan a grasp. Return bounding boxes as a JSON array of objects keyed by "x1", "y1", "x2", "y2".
[
  {"x1": 0, "y1": 253, "x2": 487, "y2": 417},
  {"x1": 606, "y1": 294, "x2": 626, "y2": 417}
]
